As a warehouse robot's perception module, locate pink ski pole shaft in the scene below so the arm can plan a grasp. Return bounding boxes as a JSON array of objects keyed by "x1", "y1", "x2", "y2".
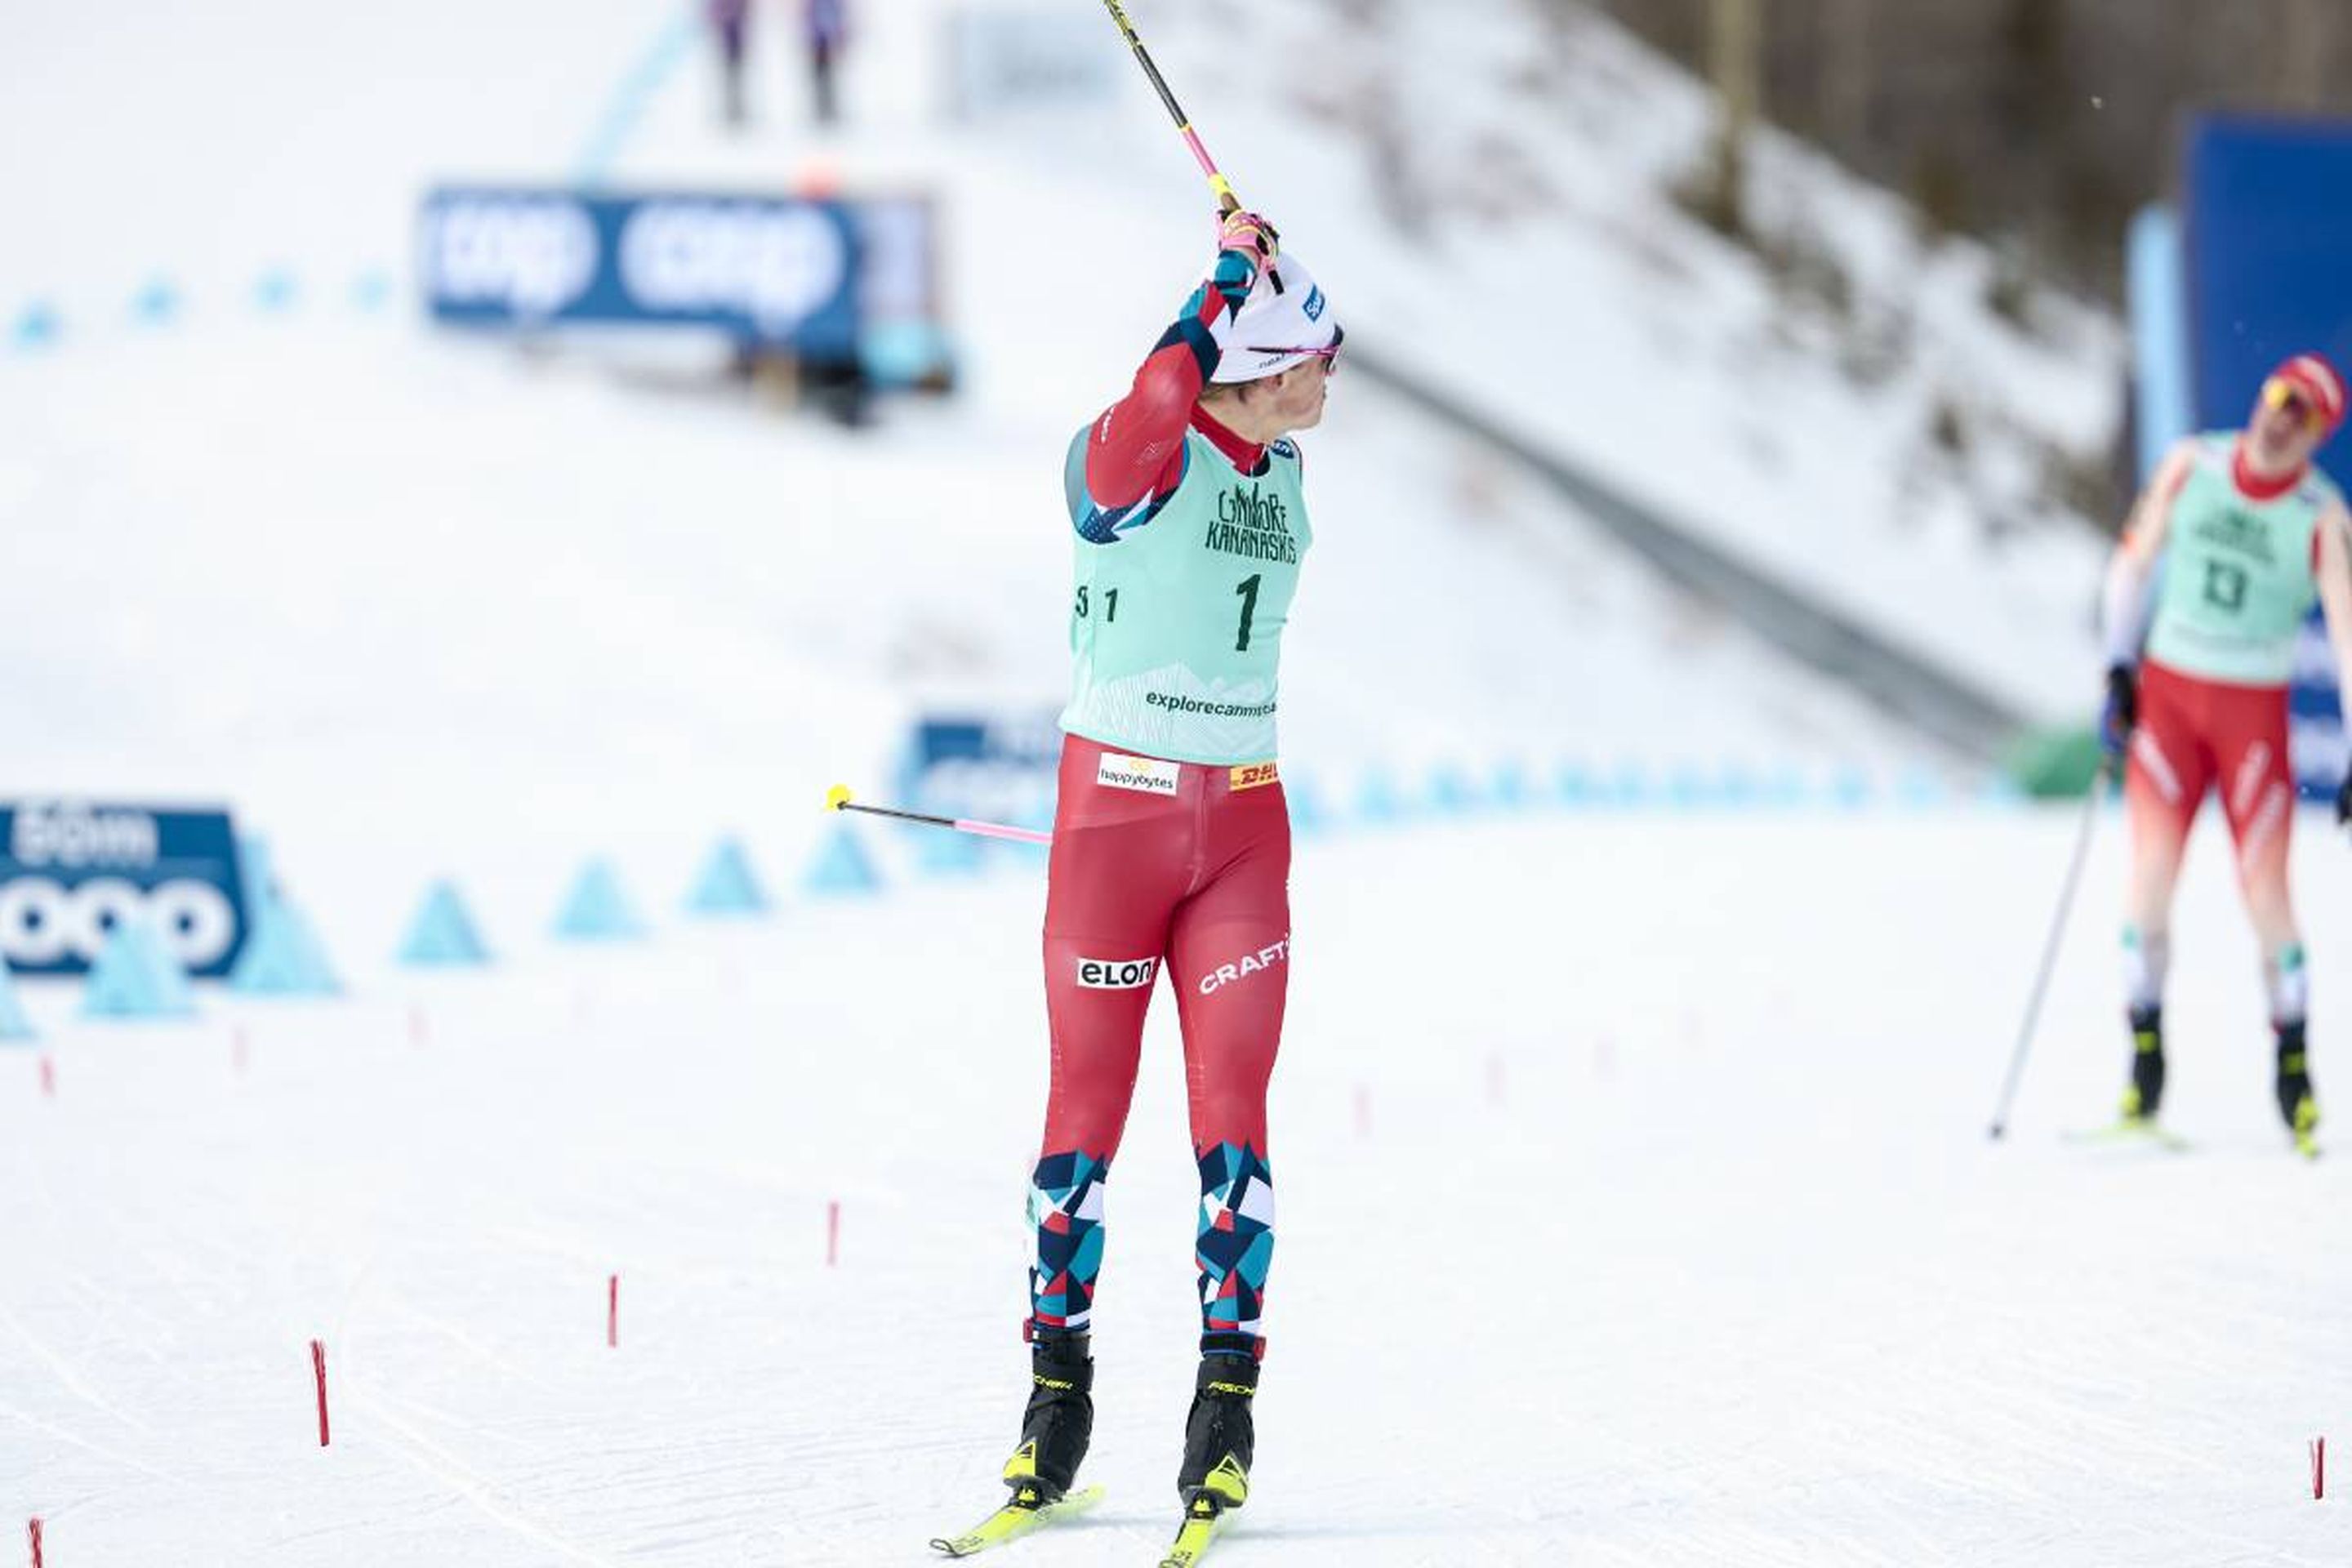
[
  {"x1": 1101, "y1": 0, "x2": 1240, "y2": 213},
  {"x1": 825, "y1": 787, "x2": 1052, "y2": 847}
]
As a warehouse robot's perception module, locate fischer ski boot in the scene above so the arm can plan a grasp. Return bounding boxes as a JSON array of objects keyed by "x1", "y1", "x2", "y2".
[
  {"x1": 1003, "y1": 1332, "x2": 1094, "y2": 1503},
  {"x1": 2276, "y1": 1021, "x2": 2319, "y2": 1155},
  {"x1": 2120, "y1": 1005, "x2": 2165, "y2": 1123},
  {"x1": 1175, "y1": 1353, "x2": 1258, "y2": 1512}
]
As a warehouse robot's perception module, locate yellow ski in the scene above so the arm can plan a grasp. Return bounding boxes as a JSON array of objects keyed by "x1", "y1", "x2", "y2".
[
  {"x1": 930, "y1": 1484, "x2": 1104, "y2": 1558},
  {"x1": 1156, "y1": 1491, "x2": 1229, "y2": 1567}
]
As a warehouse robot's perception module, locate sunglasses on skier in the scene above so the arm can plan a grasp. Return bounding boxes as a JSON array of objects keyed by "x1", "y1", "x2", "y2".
[
  {"x1": 2262, "y1": 376, "x2": 2322, "y2": 432},
  {"x1": 1243, "y1": 342, "x2": 1343, "y2": 376},
  {"x1": 1243, "y1": 324, "x2": 1343, "y2": 376}
]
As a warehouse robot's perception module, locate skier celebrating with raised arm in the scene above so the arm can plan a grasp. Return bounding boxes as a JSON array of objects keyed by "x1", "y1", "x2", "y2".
[
  {"x1": 2098, "y1": 352, "x2": 2352, "y2": 1156},
  {"x1": 978, "y1": 207, "x2": 1339, "y2": 1549}
]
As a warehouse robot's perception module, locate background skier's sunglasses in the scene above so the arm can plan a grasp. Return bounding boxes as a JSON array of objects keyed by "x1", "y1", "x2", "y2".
[{"x1": 2261, "y1": 376, "x2": 2321, "y2": 431}]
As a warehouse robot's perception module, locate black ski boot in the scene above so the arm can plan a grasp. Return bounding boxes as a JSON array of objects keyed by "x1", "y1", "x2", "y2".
[
  {"x1": 2276, "y1": 1020, "x2": 2319, "y2": 1154},
  {"x1": 1003, "y1": 1331, "x2": 1093, "y2": 1503},
  {"x1": 1175, "y1": 1353, "x2": 1258, "y2": 1512},
  {"x1": 2121, "y1": 1005, "x2": 2165, "y2": 1122}
]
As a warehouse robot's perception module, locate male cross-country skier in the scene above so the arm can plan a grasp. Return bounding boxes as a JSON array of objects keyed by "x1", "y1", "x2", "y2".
[
  {"x1": 1000, "y1": 207, "x2": 1341, "y2": 1528},
  {"x1": 2098, "y1": 352, "x2": 2352, "y2": 1156}
]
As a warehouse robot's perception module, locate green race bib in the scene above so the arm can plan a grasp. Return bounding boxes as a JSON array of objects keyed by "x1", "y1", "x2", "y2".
[
  {"x1": 1058, "y1": 427, "x2": 1312, "y2": 764},
  {"x1": 2146, "y1": 434, "x2": 2339, "y2": 686}
]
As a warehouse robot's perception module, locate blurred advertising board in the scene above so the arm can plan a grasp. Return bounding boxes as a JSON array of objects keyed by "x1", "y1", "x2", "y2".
[
  {"x1": 419, "y1": 187, "x2": 862, "y2": 354},
  {"x1": 418, "y1": 186, "x2": 952, "y2": 385},
  {"x1": 2184, "y1": 114, "x2": 2352, "y2": 794},
  {"x1": 1, "y1": 801, "x2": 249, "y2": 978},
  {"x1": 894, "y1": 713, "x2": 1063, "y2": 829}
]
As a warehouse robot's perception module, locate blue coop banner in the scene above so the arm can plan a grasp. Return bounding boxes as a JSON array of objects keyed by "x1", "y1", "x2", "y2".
[
  {"x1": 895, "y1": 713, "x2": 1064, "y2": 829},
  {"x1": 419, "y1": 186, "x2": 862, "y2": 354},
  {"x1": 0, "y1": 801, "x2": 250, "y2": 978}
]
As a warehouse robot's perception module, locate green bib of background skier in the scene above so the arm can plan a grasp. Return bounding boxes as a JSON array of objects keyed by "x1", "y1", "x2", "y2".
[
  {"x1": 1058, "y1": 427, "x2": 1312, "y2": 763},
  {"x1": 2148, "y1": 434, "x2": 2342, "y2": 685}
]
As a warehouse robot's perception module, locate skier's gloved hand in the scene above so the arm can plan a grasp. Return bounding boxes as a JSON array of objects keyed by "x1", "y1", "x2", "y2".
[
  {"x1": 1215, "y1": 209, "x2": 1280, "y2": 277},
  {"x1": 1207, "y1": 210, "x2": 1280, "y2": 313},
  {"x1": 2099, "y1": 664, "x2": 2138, "y2": 758},
  {"x1": 2336, "y1": 769, "x2": 2351, "y2": 829}
]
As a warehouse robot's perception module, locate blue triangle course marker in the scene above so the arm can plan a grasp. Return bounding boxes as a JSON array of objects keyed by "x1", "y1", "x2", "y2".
[
  {"x1": 11, "y1": 302, "x2": 61, "y2": 350},
  {"x1": 81, "y1": 915, "x2": 198, "y2": 1021},
  {"x1": 554, "y1": 858, "x2": 649, "y2": 941},
  {"x1": 1425, "y1": 764, "x2": 1481, "y2": 817},
  {"x1": 1285, "y1": 776, "x2": 1332, "y2": 838},
  {"x1": 0, "y1": 964, "x2": 34, "y2": 1043},
  {"x1": 397, "y1": 880, "x2": 492, "y2": 967},
  {"x1": 131, "y1": 278, "x2": 181, "y2": 325},
  {"x1": 915, "y1": 826, "x2": 985, "y2": 875},
  {"x1": 685, "y1": 836, "x2": 773, "y2": 915},
  {"x1": 1488, "y1": 761, "x2": 1533, "y2": 812},
  {"x1": 803, "y1": 822, "x2": 883, "y2": 896},
  {"x1": 1354, "y1": 768, "x2": 1407, "y2": 826},
  {"x1": 229, "y1": 895, "x2": 341, "y2": 996}
]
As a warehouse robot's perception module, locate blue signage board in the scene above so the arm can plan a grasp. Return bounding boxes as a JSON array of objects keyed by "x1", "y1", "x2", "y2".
[
  {"x1": 2185, "y1": 114, "x2": 2352, "y2": 795},
  {"x1": 894, "y1": 713, "x2": 1063, "y2": 830},
  {"x1": 419, "y1": 187, "x2": 862, "y2": 354},
  {"x1": 0, "y1": 801, "x2": 250, "y2": 978}
]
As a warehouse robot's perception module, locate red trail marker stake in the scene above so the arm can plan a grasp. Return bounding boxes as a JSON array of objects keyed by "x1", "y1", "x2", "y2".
[
  {"x1": 29, "y1": 1517, "x2": 43, "y2": 1568},
  {"x1": 2315, "y1": 1436, "x2": 2327, "y2": 1500},
  {"x1": 311, "y1": 1339, "x2": 331, "y2": 1446},
  {"x1": 608, "y1": 1275, "x2": 619, "y2": 1348},
  {"x1": 38, "y1": 1058, "x2": 54, "y2": 1099},
  {"x1": 826, "y1": 1200, "x2": 841, "y2": 1267}
]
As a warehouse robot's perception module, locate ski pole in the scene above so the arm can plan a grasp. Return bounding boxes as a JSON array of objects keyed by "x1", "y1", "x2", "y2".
[
  {"x1": 1098, "y1": 0, "x2": 1288, "y2": 294},
  {"x1": 1100, "y1": 0, "x2": 1241, "y2": 215},
  {"x1": 1987, "y1": 756, "x2": 2114, "y2": 1140},
  {"x1": 825, "y1": 786, "x2": 1053, "y2": 847}
]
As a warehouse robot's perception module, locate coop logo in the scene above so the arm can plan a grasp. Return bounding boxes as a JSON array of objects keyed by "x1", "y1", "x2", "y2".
[
  {"x1": 0, "y1": 878, "x2": 238, "y2": 969},
  {"x1": 1076, "y1": 956, "x2": 1158, "y2": 990},
  {"x1": 1301, "y1": 284, "x2": 1325, "y2": 323},
  {"x1": 617, "y1": 200, "x2": 850, "y2": 333},
  {"x1": 422, "y1": 195, "x2": 598, "y2": 317},
  {"x1": 1, "y1": 802, "x2": 249, "y2": 977},
  {"x1": 1197, "y1": 938, "x2": 1290, "y2": 996}
]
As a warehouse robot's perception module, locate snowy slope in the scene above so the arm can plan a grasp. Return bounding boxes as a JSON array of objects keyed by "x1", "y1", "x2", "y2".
[
  {"x1": 1119, "y1": 0, "x2": 2125, "y2": 724},
  {"x1": 6, "y1": 815, "x2": 2350, "y2": 1566},
  {"x1": 4, "y1": 7, "x2": 2350, "y2": 1566},
  {"x1": 1, "y1": 0, "x2": 1959, "y2": 960}
]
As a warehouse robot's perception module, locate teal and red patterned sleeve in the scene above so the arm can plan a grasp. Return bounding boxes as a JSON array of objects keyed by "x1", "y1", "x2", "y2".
[{"x1": 1071, "y1": 250, "x2": 1261, "y2": 541}]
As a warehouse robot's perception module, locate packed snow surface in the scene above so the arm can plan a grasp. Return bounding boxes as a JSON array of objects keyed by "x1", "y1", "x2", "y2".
[
  {"x1": 4, "y1": 813, "x2": 2349, "y2": 1565},
  {"x1": 9, "y1": 2, "x2": 2317, "y2": 1564}
]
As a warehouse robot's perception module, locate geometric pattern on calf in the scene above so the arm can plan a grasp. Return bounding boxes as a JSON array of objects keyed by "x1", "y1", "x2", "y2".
[
  {"x1": 1195, "y1": 1142, "x2": 1275, "y2": 1354},
  {"x1": 1028, "y1": 1150, "x2": 1109, "y2": 1332}
]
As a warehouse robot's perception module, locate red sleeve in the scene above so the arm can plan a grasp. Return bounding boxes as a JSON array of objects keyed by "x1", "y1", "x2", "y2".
[
  {"x1": 1084, "y1": 348, "x2": 1200, "y2": 510},
  {"x1": 1081, "y1": 268, "x2": 1240, "y2": 510}
]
